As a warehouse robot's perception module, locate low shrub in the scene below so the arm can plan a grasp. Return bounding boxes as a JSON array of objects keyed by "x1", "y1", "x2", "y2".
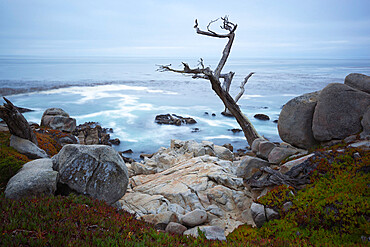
[{"x1": 228, "y1": 147, "x2": 370, "y2": 246}]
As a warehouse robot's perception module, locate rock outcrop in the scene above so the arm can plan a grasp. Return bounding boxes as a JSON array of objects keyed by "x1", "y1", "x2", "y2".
[
  {"x1": 155, "y1": 114, "x2": 197, "y2": 126},
  {"x1": 41, "y1": 108, "x2": 76, "y2": 133},
  {"x1": 5, "y1": 159, "x2": 58, "y2": 199},
  {"x1": 119, "y1": 140, "x2": 252, "y2": 235},
  {"x1": 52, "y1": 144, "x2": 129, "y2": 205},
  {"x1": 72, "y1": 122, "x2": 115, "y2": 145}
]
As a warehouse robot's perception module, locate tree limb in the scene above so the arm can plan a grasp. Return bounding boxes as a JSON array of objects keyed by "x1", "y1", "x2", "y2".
[
  {"x1": 234, "y1": 72, "x2": 255, "y2": 103},
  {"x1": 158, "y1": 16, "x2": 262, "y2": 146}
]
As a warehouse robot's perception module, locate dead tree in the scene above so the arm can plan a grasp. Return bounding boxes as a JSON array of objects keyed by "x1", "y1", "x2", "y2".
[
  {"x1": 0, "y1": 97, "x2": 38, "y2": 145},
  {"x1": 159, "y1": 16, "x2": 261, "y2": 146}
]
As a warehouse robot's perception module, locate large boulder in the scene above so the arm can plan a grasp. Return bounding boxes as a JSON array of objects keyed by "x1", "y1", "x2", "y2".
[
  {"x1": 52, "y1": 144, "x2": 129, "y2": 205},
  {"x1": 5, "y1": 159, "x2": 58, "y2": 199},
  {"x1": 278, "y1": 91, "x2": 319, "y2": 149},
  {"x1": 10, "y1": 135, "x2": 48, "y2": 159},
  {"x1": 361, "y1": 107, "x2": 370, "y2": 136},
  {"x1": 41, "y1": 108, "x2": 76, "y2": 133},
  {"x1": 312, "y1": 83, "x2": 370, "y2": 141},
  {"x1": 344, "y1": 73, "x2": 370, "y2": 93}
]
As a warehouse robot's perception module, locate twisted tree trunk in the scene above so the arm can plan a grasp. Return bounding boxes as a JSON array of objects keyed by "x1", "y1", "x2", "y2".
[
  {"x1": 0, "y1": 97, "x2": 38, "y2": 145},
  {"x1": 159, "y1": 16, "x2": 262, "y2": 146}
]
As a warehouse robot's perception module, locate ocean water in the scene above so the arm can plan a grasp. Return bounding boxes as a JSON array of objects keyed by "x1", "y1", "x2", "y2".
[{"x1": 1, "y1": 56, "x2": 369, "y2": 159}]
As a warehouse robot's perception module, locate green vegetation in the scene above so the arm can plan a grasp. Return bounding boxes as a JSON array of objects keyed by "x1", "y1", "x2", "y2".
[
  {"x1": 0, "y1": 131, "x2": 30, "y2": 192},
  {"x1": 0, "y1": 129, "x2": 369, "y2": 246},
  {"x1": 0, "y1": 193, "x2": 230, "y2": 247},
  {"x1": 228, "y1": 147, "x2": 370, "y2": 246}
]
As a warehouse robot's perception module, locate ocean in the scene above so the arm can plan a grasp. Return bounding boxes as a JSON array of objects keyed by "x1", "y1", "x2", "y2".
[{"x1": 1, "y1": 56, "x2": 369, "y2": 159}]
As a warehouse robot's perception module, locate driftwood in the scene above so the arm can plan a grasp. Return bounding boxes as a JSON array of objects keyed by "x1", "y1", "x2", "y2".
[
  {"x1": 246, "y1": 157, "x2": 319, "y2": 189},
  {"x1": 159, "y1": 16, "x2": 261, "y2": 146},
  {"x1": 0, "y1": 97, "x2": 38, "y2": 145}
]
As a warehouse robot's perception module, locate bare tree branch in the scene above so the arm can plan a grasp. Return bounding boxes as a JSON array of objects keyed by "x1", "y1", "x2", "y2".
[{"x1": 234, "y1": 72, "x2": 255, "y2": 103}]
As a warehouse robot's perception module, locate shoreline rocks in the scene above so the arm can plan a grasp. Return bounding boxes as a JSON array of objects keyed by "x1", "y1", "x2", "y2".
[
  {"x1": 72, "y1": 122, "x2": 119, "y2": 146},
  {"x1": 155, "y1": 114, "x2": 197, "y2": 126},
  {"x1": 279, "y1": 73, "x2": 370, "y2": 149},
  {"x1": 41, "y1": 108, "x2": 76, "y2": 133}
]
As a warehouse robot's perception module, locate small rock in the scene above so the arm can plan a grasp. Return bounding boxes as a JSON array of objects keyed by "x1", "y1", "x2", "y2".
[
  {"x1": 268, "y1": 147, "x2": 297, "y2": 164},
  {"x1": 353, "y1": 152, "x2": 361, "y2": 159},
  {"x1": 199, "y1": 226, "x2": 226, "y2": 241},
  {"x1": 280, "y1": 153, "x2": 314, "y2": 174},
  {"x1": 250, "y1": 202, "x2": 266, "y2": 228},
  {"x1": 121, "y1": 156, "x2": 135, "y2": 164},
  {"x1": 254, "y1": 114, "x2": 270, "y2": 121},
  {"x1": 251, "y1": 137, "x2": 265, "y2": 153},
  {"x1": 154, "y1": 223, "x2": 167, "y2": 231},
  {"x1": 142, "y1": 211, "x2": 178, "y2": 225},
  {"x1": 273, "y1": 120, "x2": 278, "y2": 123},
  {"x1": 155, "y1": 114, "x2": 196, "y2": 125},
  {"x1": 212, "y1": 113, "x2": 216, "y2": 117},
  {"x1": 236, "y1": 156, "x2": 270, "y2": 180},
  {"x1": 204, "y1": 112, "x2": 209, "y2": 115},
  {"x1": 257, "y1": 141, "x2": 276, "y2": 160},
  {"x1": 109, "y1": 138, "x2": 120, "y2": 145},
  {"x1": 140, "y1": 153, "x2": 154, "y2": 159},
  {"x1": 122, "y1": 149, "x2": 133, "y2": 154},
  {"x1": 266, "y1": 208, "x2": 279, "y2": 221},
  {"x1": 222, "y1": 143, "x2": 233, "y2": 152},
  {"x1": 181, "y1": 209, "x2": 208, "y2": 227},
  {"x1": 349, "y1": 140, "x2": 370, "y2": 150},
  {"x1": 282, "y1": 201, "x2": 293, "y2": 212},
  {"x1": 228, "y1": 128, "x2": 242, "y2": 133},
  {"x1": 183, "y1": 226, "x2": 226, "y2": 241},
  {"x1": 214, "y1": 145, "x2": 234, "y2": 161},
  {"x1": 165, "y1": 222, "x2": 187, "y2": 235},
  {"x1": 191, "y1": 128, "x2": 200, "y2": 133}
]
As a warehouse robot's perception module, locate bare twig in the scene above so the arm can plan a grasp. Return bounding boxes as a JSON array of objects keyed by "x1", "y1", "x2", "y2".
[{"x1": 207, "y1": 18, "x2": 220, "y2": 35}]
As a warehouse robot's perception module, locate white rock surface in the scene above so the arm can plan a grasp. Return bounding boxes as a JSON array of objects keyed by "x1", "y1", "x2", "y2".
[{"x1": 119, "y1": 140, "x2": 252, "y2": 235}]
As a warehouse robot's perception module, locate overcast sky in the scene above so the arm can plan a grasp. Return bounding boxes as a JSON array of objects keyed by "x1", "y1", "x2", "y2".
[{"x1": 0, "y1": 0, "x2": 369, "y2": 58}]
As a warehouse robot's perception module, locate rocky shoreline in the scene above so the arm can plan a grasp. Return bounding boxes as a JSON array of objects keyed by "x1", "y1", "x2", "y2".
[{"x1": 1, "y1": 73, "x2": 369, "y2": 241}]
